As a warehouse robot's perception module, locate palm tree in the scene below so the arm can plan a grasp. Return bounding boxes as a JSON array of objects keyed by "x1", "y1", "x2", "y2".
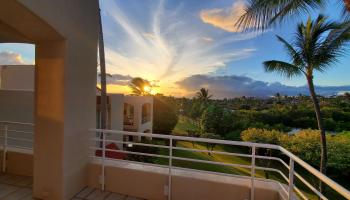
[
  {"x1": 196, "y1": 88, "x2": 212, "y2": 102},
  {"x1": 237, "y1": 0, "x2": 350, "y2": 31},
  {"x1": 129, "y1": 77, "x2": 152, "y2": 96},
  {"x1": 263, "y1": 15, "x2": 350, "y2": 191}
]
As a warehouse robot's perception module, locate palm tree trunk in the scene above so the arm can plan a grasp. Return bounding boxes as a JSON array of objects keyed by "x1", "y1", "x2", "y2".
[
  {"x1": 306, "y1": 75, "x2": 327, "y2": 194},
  {"x1": 344, "y1": 0, "x2": 350, "y2": 12}
]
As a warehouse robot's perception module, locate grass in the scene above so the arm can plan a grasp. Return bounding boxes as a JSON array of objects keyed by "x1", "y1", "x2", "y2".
[
  {"x1": 339, "y1": 131, "x2": 350, "y2": 138},
  {"x1": 172, "y1": 115, "x2": 199, "y2": 135}
]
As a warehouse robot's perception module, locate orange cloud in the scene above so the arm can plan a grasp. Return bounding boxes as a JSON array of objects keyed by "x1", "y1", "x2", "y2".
[{"x1": 200, "y1": 1, "x2": 246, "y2": 32}]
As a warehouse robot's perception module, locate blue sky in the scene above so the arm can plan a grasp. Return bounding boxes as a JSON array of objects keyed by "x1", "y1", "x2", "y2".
[{"x1": 1, "y1": 0, "x2": 350, "y2": 98}]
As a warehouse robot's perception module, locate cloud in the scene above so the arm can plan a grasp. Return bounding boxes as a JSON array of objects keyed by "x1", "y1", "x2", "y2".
[
  {"x1": 201, "y1": 37, "x2": 214, "y2": 42},
  {"x1": 0, "y1": 51, "x2": 24, "y2": 65},
  {"x1": 200, "y1": 1, "x2": 246, "y2": 32},
  {"x1": 100, "y1": 0, "x2": 257, "y2": 94},
  {"x1": 98, "y1": 73, "x2": 133, "y2": 86},
  {"x1": 176, "y1": 74, "x2": 350, "y2": 99}
]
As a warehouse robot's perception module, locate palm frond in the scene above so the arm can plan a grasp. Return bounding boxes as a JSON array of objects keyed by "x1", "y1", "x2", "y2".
[
  {"x1": 264, "y1": 60, "x2": 303, "y2": 78},
  {"x1": 236, "y1": 0, "x2": 325, "y2": 31},
  {"x1": 314, "y1": 20, "x2": 350, "y2": 71},
  {"x1": 276, "y1": 35, "x2": 305, "y2": 66}
]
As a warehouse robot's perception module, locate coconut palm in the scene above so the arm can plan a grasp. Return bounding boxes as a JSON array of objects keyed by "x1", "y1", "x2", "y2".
[
  {"x1": 196, "y1": 88, "x2": 212, "y2": 102},
  {"x1": 237, "y1": 0, "x2": 350, "y2": 31},
  {"x1": 129, "y1": 77, "x2": 152, "y2": 96},
  {"x1": 263, "y1": 15, "x2": 350, "y2": 190}
]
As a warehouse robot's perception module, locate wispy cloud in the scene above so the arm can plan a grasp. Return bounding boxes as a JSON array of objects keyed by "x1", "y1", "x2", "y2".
[
  {"x1": 200, "y1": 1, "x2": 246, "y2": 32},
  {"x1": 0, "y1": 51, "x2": 25, "y2": 65},
  {"x1": 101, "y1": 0, "x2": 258, "y2": 95}
]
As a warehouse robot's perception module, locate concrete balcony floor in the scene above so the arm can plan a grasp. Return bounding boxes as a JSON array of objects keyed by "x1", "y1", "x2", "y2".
[{"x1": 0, "y1": 173, "x2": 144, "y2": 200}]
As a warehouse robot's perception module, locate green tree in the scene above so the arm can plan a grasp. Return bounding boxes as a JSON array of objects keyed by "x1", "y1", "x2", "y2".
[
  {"x1": 237, "y1": 0, "x2": 350, "y2": 31},
  {"x1": 201, "y1": 104, "x2": 234, "y2": 137},
  {"x1": 153, "y1": 96, "x2": 178, "y2": 135},
  {"x1": 129, "y1": 77, "x2": 152, "y2": 96},
  {"x1": 262, "y1": 15, "x2": 350, "y2": 189}
]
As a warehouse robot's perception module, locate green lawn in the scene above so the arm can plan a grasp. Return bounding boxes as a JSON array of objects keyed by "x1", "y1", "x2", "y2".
[{"x1": 172, "y1": 115, "x2": 199, "y2": 135}]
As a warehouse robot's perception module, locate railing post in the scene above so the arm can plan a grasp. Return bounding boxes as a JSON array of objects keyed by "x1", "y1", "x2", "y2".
[
  {"x1": 288, "y1": 158, "x2": 295, "y2": 200},
  {"x1": 101, "y1": 131, "x2": 106, "y2": 191},
  {"x1": 168, "y1": 138, "x2": 173, "y2": 200},
  {"x1": 2, "y1": 124, "x2": 8, "y2": 173},
  {"x1": 250, "y1": 146, "x2": 256, "y2": 200}
]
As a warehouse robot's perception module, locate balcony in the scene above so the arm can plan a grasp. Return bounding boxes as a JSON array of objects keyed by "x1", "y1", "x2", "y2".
[{"x1": 1, "y1": 121, "x2": 350, "y2": 200}]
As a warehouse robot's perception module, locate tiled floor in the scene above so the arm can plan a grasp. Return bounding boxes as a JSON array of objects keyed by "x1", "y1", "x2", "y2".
[
  {"x1": 0, "y1": 173, "x2": 34, "y2": 200},
  {"x1": 72, "y1": 187, "x2": 144, "y2": 200},
  {"x1": 0, "y1": 173, "x2": 144, "y2": 200}
]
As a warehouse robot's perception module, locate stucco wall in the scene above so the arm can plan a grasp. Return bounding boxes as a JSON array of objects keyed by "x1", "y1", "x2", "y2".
[
  {"x1": 87, "y1": 162, "x2": 283, "y2": 200},
  {"x1": 0, "y1": 65, "x2": 34, "y2": 90},
  {"x1": 0, "y1": 150, "x2": 33, "y2": 177},
  {"x1": 0, "y1": 90, "x2": 34, "y2": 123},
  {"x1": 0, "y1": 1, "x2": 99, "y2": 199}
]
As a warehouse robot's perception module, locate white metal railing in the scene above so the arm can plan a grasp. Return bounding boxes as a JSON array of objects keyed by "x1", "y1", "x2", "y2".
[
  {"x1": 0, "y1": 121, "x2": 34, "y2": 172},
  {"x1": 89, "y1": 129, "x2": 350, "y2": 200}
]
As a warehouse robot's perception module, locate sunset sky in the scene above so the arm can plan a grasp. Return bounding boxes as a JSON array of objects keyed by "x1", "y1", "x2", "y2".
[{"x1": 1, "y1": 0, "x2": 350, "y2": 98}]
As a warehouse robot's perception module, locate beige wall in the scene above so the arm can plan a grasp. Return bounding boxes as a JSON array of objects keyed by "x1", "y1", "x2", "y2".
[
  {"x1": 0, "y1": 65, "x2": 34, "y2": 90},
  {"x1": 0, "y1": 90, "x2": 34, "y2": 123},
  {"x1": 0, "y1": 1, "x2": 99, "y2": 199},
  {"x1": 87, "y1": 163, "x2": 282, "y2": 200},
  {"x1": 0, "y1": 150, "x2": 33, "y2": 177}
]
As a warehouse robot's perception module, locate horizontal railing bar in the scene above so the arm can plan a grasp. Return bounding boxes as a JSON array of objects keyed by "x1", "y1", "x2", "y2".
[
  {"x1": 90, "y1": 138, "x2": 170, "y2": 149},
  {"x1": 91, "y1": 129, "x2": 280, "y2": 149},
  {"x1": 276, "y1": 182, "x2": 288, "y2": 199},
  {"x1": 294, "y1": 171, "x2": 328, "y2": 200},
  {"x1": 6, "y1": 130, "x2": 33, "y2": 134},
  {"x1": 1, "y1": 145, "x2": 33, "y2": 151},
  {"x1": 91, "y1": 155, "x2": 170, "y2": 169},
  {"x1": 5, "y1": 137, "x2": 33, "y2": 142},
  {"x1": 279, "y1": 147, "x2": 350, "y2": 199},
  {"x1": 90, "y1": 147, "x2": 170, "y2": 159},
  {"x1": 172, "y1": 156, "x2": 252, "y2": 169},
  {"x1": 0, "y1": 121, "x2": 34, "y2": 126},
  {"x1": 172, "y1": 146, "x2": 252, "y2": 158},
  {"x1": 294, "y1": 186, "x2": 308, "y2": 200}
]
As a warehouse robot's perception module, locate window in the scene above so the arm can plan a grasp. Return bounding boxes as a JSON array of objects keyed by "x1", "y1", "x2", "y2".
[
  {"x1": 123, "y1": 103, "x2": 134, "y2": 125},
  {"x1": 142, "y1": 103, "x2": 151, "y2": 124}
]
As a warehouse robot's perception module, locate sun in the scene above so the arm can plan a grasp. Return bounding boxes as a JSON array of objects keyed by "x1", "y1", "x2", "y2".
[{"x1": 143, "y1": 85, "x2": 151, "y2": 92}]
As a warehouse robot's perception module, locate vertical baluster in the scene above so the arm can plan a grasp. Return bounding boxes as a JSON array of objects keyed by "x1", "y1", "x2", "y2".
[
  {"x1": 250, "y1": 146, "x2": 256, "y2": 200},
  {"x1": 101, "y1": 131, "x2": 106, "y2": 191},
  {"x1": 2, "y1": 124, "x2": 8, "y2": 173},
  {"x1": 288, "y1": 158, "x2": 295, "y2": 200},
  {"x1": 168, "y1": 138, "x2": 173, "y2": 200}
]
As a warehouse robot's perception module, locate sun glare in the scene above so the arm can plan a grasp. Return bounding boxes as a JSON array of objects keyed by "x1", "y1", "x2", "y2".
[{"x1": 143, "y1": 85, "x2": 151, "y2": 92}]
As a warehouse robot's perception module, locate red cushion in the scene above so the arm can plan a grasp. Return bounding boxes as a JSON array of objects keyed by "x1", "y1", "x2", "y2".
[{"x1": 95, "y1": 142, "x2": 126, "y2": 159}]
